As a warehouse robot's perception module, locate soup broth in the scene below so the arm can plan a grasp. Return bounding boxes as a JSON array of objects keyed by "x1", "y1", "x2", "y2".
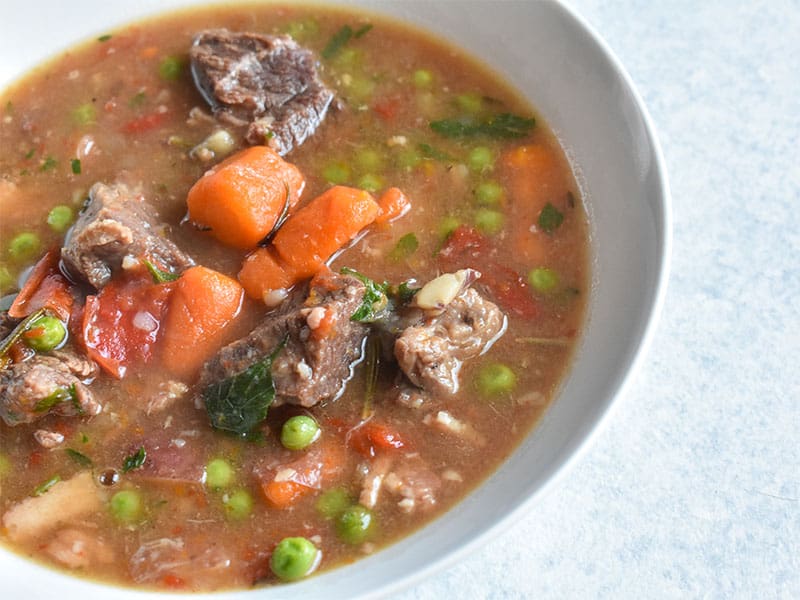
[{"x1": 0, "y1": 3, "x2": 588, "y2": 591}]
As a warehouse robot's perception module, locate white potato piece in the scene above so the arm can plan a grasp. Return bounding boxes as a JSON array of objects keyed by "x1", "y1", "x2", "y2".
[{"x1": 2, "y1": 471, "x2": 105, "y2": 542}]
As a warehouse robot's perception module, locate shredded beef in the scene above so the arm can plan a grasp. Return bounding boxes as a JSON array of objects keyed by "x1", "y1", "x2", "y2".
[
  {"x1": 61, "y1": 182, "x2": 193, "y2": 289},
  {"x1": 0, "y1": 350, "x2": 100, "y2": 426},
  {"x1": 190, "y1": 29, "x2": 335, "y2": 155},
  {"x1": 199, "y1": 271, "x2": 368, "y2": 407}
]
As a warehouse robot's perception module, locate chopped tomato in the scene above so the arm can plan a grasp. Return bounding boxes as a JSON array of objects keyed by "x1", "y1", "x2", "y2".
[
  {"x1": 121, "y1": 111, "x2": 167, "y2": 134},
  {"x1": 372, "y1": 96, "x2": 401, "y2": 121},
  {"x1": 348, "y1": 422, "x2": 406, "y2": 458},
  {"x1": 8, "y1": 248, "x2": 74, "y2": 320},
  {"x1": 81, "y1": 271, "x2": 175, "y2": 378},
  {"x1": 438, "y1": 225, "x2": 540, "y2": 319}
]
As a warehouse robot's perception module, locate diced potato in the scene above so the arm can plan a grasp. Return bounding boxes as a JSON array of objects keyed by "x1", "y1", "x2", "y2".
[{"x1": 2, "y1": 472, "x2": 106, "y2": 542}]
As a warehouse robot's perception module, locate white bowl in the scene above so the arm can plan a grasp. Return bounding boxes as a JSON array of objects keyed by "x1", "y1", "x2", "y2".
[{"x1": 0, "y1": 1, "x2": 671, "y2": 598}]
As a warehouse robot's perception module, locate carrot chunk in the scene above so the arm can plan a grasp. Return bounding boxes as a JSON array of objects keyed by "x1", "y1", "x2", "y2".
[
  {"x1": 237, "y1": 247, "x2": 298, "y2": 304},
  {"x1": 273, "y1": 186, "x2": 379, "y2": 278},
  {"x1": 160, "y1": 266, "x2": 244, "y2": 380},
  {"x1": 238, "y1": 186, "x2": 380, "y2": 301},
  {"x1": 186, "y1": 146, "x2": 305, "y2": 250},
  {"x1": 261, "y1": 480, "x2": 312, "y2": 509},
  {"x1": 375, "y1": 187, "x2": 411, "y2": 224}
]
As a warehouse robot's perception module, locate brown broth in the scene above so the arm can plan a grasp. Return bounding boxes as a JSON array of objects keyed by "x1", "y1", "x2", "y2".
[{"x1": 0, "y1": 3, "x2": 588, "y2": 591}]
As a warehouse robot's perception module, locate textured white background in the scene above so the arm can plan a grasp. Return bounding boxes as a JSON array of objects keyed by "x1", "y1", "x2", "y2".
[{"x1": 395, "y1": 1, "x2": 800, "y2": 598}]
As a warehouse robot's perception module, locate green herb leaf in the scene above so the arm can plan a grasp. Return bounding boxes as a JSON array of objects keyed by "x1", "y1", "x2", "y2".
[
  {"x1": 143, "y1": 259, "x2": 181, "y2": 283},
  {"x1": 538, "y1": 202, "x2": 564, "y2": 233},
  {"x1": 71, "y1": 158, "x2": 81, "y2": 175},
  {"x1": 24, "y1": 149, "x2": 35, "y2": 160},
  {"x1": 354, "y1": 23, "x2": 373, "y2": 38},
  {"x1": 203, "y1": 341, "x2": 285, "y2": 435},
  {"x1": 40, "y1": 156, "x2": 57, "y2": 172},
  {"x1": 340, "y1": 268, "x2": 389, "y2": 322},
  {"x1": 128, "y1": 91, "x2": 147, "y2": 109},
  {"x1": 33, "y1": 475, "x2": 61, "y2": 496},
  {"x1": 34, "y1": 385, "x2": 77, "y2": 413},
  {"x1": 97, "y1": 34, "x2": 112, "y2": 42},
  {"x1": 389, "y1": 233, "x2": 419, "y2": 262},
  {"x1": 122, "y1": 447, "x2": 146, "y2": 473},
  {"x1": 322, "y1": 25, "x2": 353, "y2": 59},
  {"x1": 418, "y1": 143, "x2": 455, "y2": 162},
  {"x1": 394, "y1": 281, "x2": 419, "y2": 305},
  {"x1": 430, "y1": 112, "x2": 535, "y2": 139},
  {"x1": 66, "y1": 448, "x2": 92, "y2": 467}
]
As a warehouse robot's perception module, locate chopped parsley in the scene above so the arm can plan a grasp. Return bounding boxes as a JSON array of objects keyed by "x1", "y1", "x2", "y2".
[
  {"x1": 66, "y1": 448, "x2": 92, "y2": 467},
  {"x1": 122, "y1": 447, "x2": 147, "y2": 473},
  {"x1": 143, "y1": 259, "x2": 181, "y2": 284},
  {"x1": 354, "y1": 23, "x2": 373, "y2": 38},
  {"x1": 71, "y1": 158, "x2": 81, "y2": 174},
  {"x1": 341, "y1": 268, "x2": 389, "y2": 322},
  {"x1": 97, "y1": 34, "x2": 112, "y2": 42},
  {"x1": 538, "y1": 202, "x2": 564, "y2": 234},
  {"x1": 322, "y1": 25, "x2": 353, "y2": 59},
  {"x1": 33, "y1": 385, "x2": 77, "y2": 413},
  {"x1": 430, "y1": 113, "x2": 535, "y2": 139},
  {"x1": 39, "y1": 156, "x2": 57, "y2": 172},
  {"x1": 33, "y1": 475, "x2": 61, "y2": 496}
]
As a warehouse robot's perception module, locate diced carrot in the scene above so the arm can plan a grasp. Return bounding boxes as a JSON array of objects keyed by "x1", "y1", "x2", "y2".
[
  {"x1": 140, "y1": 46, "x2": 159, "y2": 59},
  {"x1": 348, "y1": 422, "x2": 406, "y2": 458},
  {"x1": 160, "y1": 266, "x2": 244, "y2": 380},
  {"x1": 121, "y1": 111, "x2": 168, "y2": 134},
  {"x1": 273, "y1": 186, "x2": 379, "y2": 278},
  {"x1": 8, "y1": 248, "x2": 73, "y2": 321},
  {"x1": 375, "y1": 187, "x2": 411, "y2": 224},
  {"x1": 502, "y1": 145, "x2": 562, "y2": 263},
  {"x1": 237, "y1": 247, "x2": 298, "y2": 304},
  {"x1": 238, "y1": 186, "x2": 380, "y2": 302},
  {"x1": 261, "y1": 480, "x2": 312, "y2": 509},
  {"x1": 187, "y1": 146, "x2": 305, "y2": 250}
]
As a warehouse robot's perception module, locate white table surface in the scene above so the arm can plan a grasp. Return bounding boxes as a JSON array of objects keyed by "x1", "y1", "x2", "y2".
[{"x1": 395, "y1": 1, "x2": 800, "y2": 598}]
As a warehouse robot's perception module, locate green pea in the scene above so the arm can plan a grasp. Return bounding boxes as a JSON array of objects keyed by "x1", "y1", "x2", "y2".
[
  {"x1": 456, "y1": 92, "x2": 482, "y2": 114},
  {"x1": 322, "y1": 162, "x2": 351, "y2": 185},
  {"x1": 71, "y1": 103, "x2": 96, "y2": 125},
  {"x1": 412, "y1": 69, "x2": 433, "y2": 88},
  {"x1": 315, "y1": 487, "x2": 351, "y2": 520},
  {"x1": 158, "y1": 56, "x2": 183, "y2": 81},
  {"x1": 468, "y1": 147, "x2": 495, "y2": 173},
  {"x1": 474, "y1": 181, "x2": 504, "y2": 207},
  {"x1": 438, "y1": 215, "x2": 461, "y2": 240},
  {"x1": 528, "y1": 267, "x2": 560, "y2": 293},
  {"x1": 396, "y1": 148, "x2": 421, "y2": 170},
  {"x1": 474, "y1": 208, "x2": 505, "y2": 235},
  {"x1": 357, "y1": 173, "x2": 384, "y2": 193},
  {"x1": 0, "y1": 266, "x2": 14, "y2": 293},
  {"x1": 270, "y1": 536, "x2": 320, "y2": 581},
  {"x1": 8, "y1": 232, "x2": 41, "y2": 262},
  {"x1": 24, "y1": 315, "x2": 67, "y2": 352},
  {"x1": 46, "y1": 205, "x2": 74, "y2": 233},
  {"x1": 354, "y1": 148, "x2": 384, "y2": 173},
  {"x1": 205, "y1": 458, "x2": 235, "y2": 489},
  {"x1": 223, "y1": 488, "x2": 254, "y2": 520},
  {"x1": 281, "y1": 415, "x2": 320, "y2": 451},
  {"x1": 336, "y1": 504, "x2": 375, "y2": 545},
  {"x1": 476, "y1": 363, "x2": 517, "y2": 397},
  {"x1": 110, "y1": 489, "x2": 143, "y2": 523}
]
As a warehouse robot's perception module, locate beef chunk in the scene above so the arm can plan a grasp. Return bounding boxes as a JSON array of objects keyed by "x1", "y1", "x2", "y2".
[
  {"x1": 199, "y1": 271, "x2": 368, "y2": 407},
  {"x1": 395, "y1": 287, "x2": 506, "y2": 397},
  {"x1": 190, "y1": 29, "x2": 335, "y2": 155},
  {"x1": 0, "y1": 350, "x2": 100, "y2": 426},
  {"x1": 61, "y1": 182, "x2": 193, "y2": 289}
]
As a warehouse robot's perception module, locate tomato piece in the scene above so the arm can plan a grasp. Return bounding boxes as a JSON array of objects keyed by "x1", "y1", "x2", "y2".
[
  {"x1": 81, "y1": 272, "x2": 175, "y2": 378},
  {"x1": 438, "y1": 225, "x2": 540, "y2": 319},
  {"x1": 8, "y1": 248, "x2": 74, "y2": 320},
  {"x1": 372, "y1": 96, "x2": 401, "y2": 121},
  {"x1": 121, "y1": 111, "x2": 168, "y2": 134},
  {"x1": 348, "y1": 422, "x2": 406, "y2": 458}
]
